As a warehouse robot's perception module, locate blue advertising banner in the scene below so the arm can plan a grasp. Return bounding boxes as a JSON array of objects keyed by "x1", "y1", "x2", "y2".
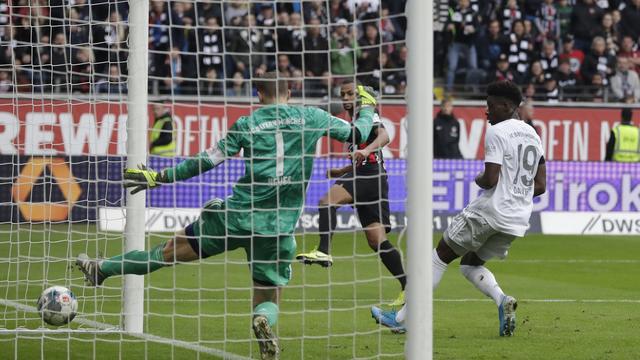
[{"x1": 2, "y1": 156, "x2": 638, "y2": 234}]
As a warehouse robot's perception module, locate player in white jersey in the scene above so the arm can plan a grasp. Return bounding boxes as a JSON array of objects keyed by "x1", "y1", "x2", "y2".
[{"x1": 372, "y1": 80, "x2": 547, "y2": 336}]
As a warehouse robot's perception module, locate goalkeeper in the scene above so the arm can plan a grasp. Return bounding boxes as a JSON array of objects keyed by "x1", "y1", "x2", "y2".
[{"x1": 76, "y1": 72, "x2": 377, "y2": 360}]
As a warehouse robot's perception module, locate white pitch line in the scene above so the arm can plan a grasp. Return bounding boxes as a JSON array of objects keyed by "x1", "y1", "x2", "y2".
[
  {"x1": 65, "y1": 298, "x2": 640, "y2": 304},
  {"x1": 0, "y1": 298, "x2": 252, "y2": 360}
]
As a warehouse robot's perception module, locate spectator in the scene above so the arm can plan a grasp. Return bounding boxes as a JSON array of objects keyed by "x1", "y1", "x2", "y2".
[
  {"x1": 306, "y1": 0, "x2": 330, "y2": 24},
  {"x1": 330, "y1": 18, "x2": 360, "y2": 75},
  {"x1": 0, "y1": 70, "x2": 12, "y2": 93},
  {"x1": 196, "y1": 2, "x2": 222, "y2": 26},
  {"x1": 539, "y1": 40, "x2": 558, "y2": 78},
  {"x1": 198, "y1": 17, "x2": 224, "y2": 77},
  {"x1": 582, "y1": 36, "x2": 616, "y2": 86},
  {"x1": 445, "y1": 0, "x2": 479, "y2": 91},
  {"x1": 605, "y1": 108, "x2": 639, "y2": 162},
  {"x1": 256, "y1": 4, "x2": 277, "y2": 69},
  {"x1": 620, "y1": 0, "x2": 640, "y2": 41},
  {"x1": 277, "y1": 12, "x2": 304, "y2": 69},
  {"x1": 618, "y1": 35, "x2": 640, "y2": 74},
  {"x1": 379, "y1": 52, "x2": 403, "y2": 95},
  {"x1": 226, "y1": 14, "x2": 266, "y2": 77},
  {"x1": 305, "y1": 70, "x2": 331, "y2": 98},
  {"x1": 543, "y1": 77, "x2": 559, "y2": 103},
  {"x1": 303, "y1": 17, "x2": 329, "y2": 77},
  {"x1": 224, "y1": 2, "x2": 249, "y2": 26},
  {"x1": 529, "y1": 61, "x2": 547, "y2": 86},
  {"x1": 277, "y1": 54, "x2": 297, "y2": 77},
  {"x1": 149, "y1": 103, "x2": 175, "y2": 156},
  {"x1": 610, "y1": 57, "x2": 640, "y2": 102},
  {"x1": 596, "y1": 12, "x2": 619, "y2": 56},
  {"x1": 534, "y1": 0, "x2": 559, "y2": 41},
  {"x1": 559, "y1": 34, "x2": 585, "y2": 79},
  {"x1": 95, "y1": 65, "x2": 126, "y2": 94},
  {"x1": 161, "y1": 47, "x2": 184, "y2": 94},
  {"x1": 586, "y1": 72, "x2": 606, "y2": 102},
  {"x1": 556, "y1": 0, "x2": 572, "y2": 36},
  {"x1": 227, "y1": 71, "x2": 251, "y2": 97},
  {"x1": 489, "y1": 53, "x2": 518, "y2": 83},
  {"x1": 357, "y1": 22, "x2": 381, "y2": 87},
  {"x1": 49, "y1": 32, "x2": 69, "y2": 92},
  {"x1": 500, "y1": 0, "x2": 523, "y2": 34},
  {"x1": 507, "y1": 20, "x2": 532, "y2": 78},
  {"x1": 556, "y1": 58, "x2": 582, "y2": 100},
  {"x1": 200, "y1": 68, "x2": 223, "y2": 96},
  {"x1": 433, "y1": 98, "x2": 463, "y2": 159},
  {"x1": 149, "y1": 1, "x2": 183, "y2": 79},
  {"x1": 570, "y1": 0, "x2": 604, "y2": 52},
  {"x1": 290, "y1": 69, "x2": 304, "y2": 97},
  {"x1": 523, "y1": 82, "x2": 537, "y2": 100},
  {"x1": 477, "y1": 20, "x2": 507, "y2": 72},
  {"x1": 71, "y1": 47, "x2": 93, "y2": 94}
]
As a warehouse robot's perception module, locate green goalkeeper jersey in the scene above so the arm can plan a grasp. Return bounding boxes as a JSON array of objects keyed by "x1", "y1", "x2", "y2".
[{"x1": 164, "y1": 104, "x2": 374, "y2": 236}]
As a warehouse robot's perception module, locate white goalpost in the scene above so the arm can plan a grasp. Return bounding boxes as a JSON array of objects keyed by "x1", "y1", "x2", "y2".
[
  {"x1": 406, "y1": 0, "x2": 434, "y2": 358},
  {"x1": 1, "y1": 0, "x2": 419, "y2": 358},
  {"x1": 123, "y1": 0, "x2": 148, "y2": 334}
]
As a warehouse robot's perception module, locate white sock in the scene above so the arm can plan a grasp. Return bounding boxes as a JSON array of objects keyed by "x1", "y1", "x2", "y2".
[
  {"x1": 395, "y1": 250, "x2": 449, "y2": 325},
  {"x1": 432, "y1": 248, "x2": 448, "y2": 290},
  {"x1": 460, "y1": 265, "x2": 505, "y2": 306},
  {"x1": 395, "y1": 304, "x2": 406, "y2": 324}
]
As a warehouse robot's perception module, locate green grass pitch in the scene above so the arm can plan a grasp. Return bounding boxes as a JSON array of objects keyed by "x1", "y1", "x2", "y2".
[{"x1": 0, "y1": 224, "x2": 639, "y2": 359}]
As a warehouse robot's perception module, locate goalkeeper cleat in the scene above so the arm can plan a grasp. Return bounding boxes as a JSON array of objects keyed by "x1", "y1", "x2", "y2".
[
  {"x1": 252, "y1": 315, "x2": 279, "y2": 360},
  {"x1": 371, "y1": 306, "x2": 406, "y2": 334},
  {"x1": 76, "y1": 254, "x2": 106, "y2": 287},
  {"x1": 389, "y1": 290, "x2": 405, "y2": 308},
  {"x1": 295, "y1": 248, "x2": 333, "y2": 267},
  {"x1": 498, "y1": 295, "x2": 518, "y2": 337}
]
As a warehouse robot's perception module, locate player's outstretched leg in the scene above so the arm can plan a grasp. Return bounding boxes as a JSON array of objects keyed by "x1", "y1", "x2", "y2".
[{"x1": 77, "y1": 229, "x2": 198, "y2": 286}]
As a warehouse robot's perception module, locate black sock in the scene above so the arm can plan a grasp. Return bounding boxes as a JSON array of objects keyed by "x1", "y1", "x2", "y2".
[
  {"x1": 318, "y1": 205, "x2": 337, "y2": 254},
  {"x1": 378, "y1": 240, "x2": 407, "y2": 290}
]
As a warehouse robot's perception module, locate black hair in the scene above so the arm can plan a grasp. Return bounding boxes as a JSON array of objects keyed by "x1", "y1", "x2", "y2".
[
  {"x1": 487, "y1": 80, "x2": 523, "y2": 107},
  {"x1": 622, "y1": 108, "x2": 633, "y2": 123}
]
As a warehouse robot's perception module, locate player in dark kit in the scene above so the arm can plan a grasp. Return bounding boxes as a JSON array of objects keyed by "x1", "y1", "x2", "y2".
[{"x1": 296, "y1": 80, "x2": 407, "y2": 307}]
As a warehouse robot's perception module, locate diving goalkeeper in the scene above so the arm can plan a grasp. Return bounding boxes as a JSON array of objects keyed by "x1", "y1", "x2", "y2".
[{"x1": 76, "y1": 72, "x2": 377, "y2": 360}]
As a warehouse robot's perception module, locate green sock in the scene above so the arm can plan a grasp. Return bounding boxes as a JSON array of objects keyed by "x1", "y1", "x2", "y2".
[
  {"x1": 254, "y1": 301, "x2": 279, "y2": 327},
  {"x1": 99, "y1": 243, "x2": 167, "y2": 277}
]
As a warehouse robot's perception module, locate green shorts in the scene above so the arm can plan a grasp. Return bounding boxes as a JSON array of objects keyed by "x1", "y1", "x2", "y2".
[{"x1": 184, "y1": 199, "x2": 296, "y2": 287}]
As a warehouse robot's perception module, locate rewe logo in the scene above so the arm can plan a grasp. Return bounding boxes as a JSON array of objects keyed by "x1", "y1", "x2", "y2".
[{"x1": 11, "y1": 157, "x2": 82, "y2": 221}]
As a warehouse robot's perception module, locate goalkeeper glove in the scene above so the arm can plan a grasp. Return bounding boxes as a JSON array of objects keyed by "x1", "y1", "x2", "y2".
[
  {"x1": 357, "y1": 85, "x2": 378, "y2": 107},
  {"x1": 123, "y1": 164, "x2": 169, "y2": 195}
]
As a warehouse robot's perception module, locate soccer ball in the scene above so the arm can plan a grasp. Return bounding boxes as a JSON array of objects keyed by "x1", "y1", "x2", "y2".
[{"x1": 37, "y1": 286, "x2": 78, "y2": 326}]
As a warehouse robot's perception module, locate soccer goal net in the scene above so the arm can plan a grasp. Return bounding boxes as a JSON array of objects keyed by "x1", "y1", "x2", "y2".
[{"x1": 0, "y1": 1, "x2": 415, "y2": 358}]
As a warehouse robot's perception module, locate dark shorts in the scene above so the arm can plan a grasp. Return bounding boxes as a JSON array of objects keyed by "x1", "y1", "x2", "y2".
[
  {"x1": 334, "y1": 171, "x2": 391, "y2": 233},
  {"x1": 184, "y1": 199, "x2": 296, "y2": 287}
]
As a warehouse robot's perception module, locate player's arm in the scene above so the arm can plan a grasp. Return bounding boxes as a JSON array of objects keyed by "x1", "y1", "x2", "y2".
[
  {"x1": 475, "y1": 162, "x2": 501, "y2": 190},
  {"x1": 322, "y1": 86, "x2": 377, "y2": 144},
  {"x1": 475, "y1": 126, "x2": 502, "y2": 190},
  {"x1": 353, "y1": 125, "x2": 389, "y2": 163},
  {"x1": 123, "y1": 121, "x2": 244, "y2": 194},
  {"x1": 533, "y1": 157, "x2": 546, "y2": 197}
]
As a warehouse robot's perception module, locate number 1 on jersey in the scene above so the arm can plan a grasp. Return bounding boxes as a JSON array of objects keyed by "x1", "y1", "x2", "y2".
[{"x1": 275, "y1": 131, "x2": 284, "y2": 177}]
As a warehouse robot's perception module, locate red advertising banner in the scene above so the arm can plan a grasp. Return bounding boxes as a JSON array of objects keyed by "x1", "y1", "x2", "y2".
[{"x1": 0, "y1": 99, "x2": 629, "y2": 161}]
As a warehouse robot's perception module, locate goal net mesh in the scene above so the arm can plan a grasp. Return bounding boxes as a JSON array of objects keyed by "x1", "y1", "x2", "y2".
[{"x1": 0, "y1": 0, "x2": 408, "y2": 358}]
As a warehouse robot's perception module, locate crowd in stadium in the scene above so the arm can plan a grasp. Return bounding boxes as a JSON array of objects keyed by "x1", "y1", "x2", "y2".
[
  {"x1": 1, "y1": 0, "x2": 640, "y2": 102},
  {"x1": 438, "y1": 0, "x2": 640, "y2": 102},
  {"x1": 0, "y1": 0, "x2": 407, "y2": 98}
]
